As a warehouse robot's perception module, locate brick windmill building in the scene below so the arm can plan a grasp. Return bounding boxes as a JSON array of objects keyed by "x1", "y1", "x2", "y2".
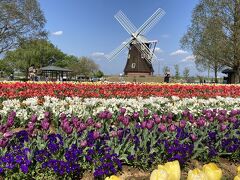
[{"x1": 106, "y1": 9, "x2": 165, "y2": 76}]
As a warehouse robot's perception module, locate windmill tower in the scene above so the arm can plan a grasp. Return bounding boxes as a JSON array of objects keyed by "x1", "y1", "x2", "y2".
[{"x1": 106, "y1": 8, "x2": 165, "y2": 76}]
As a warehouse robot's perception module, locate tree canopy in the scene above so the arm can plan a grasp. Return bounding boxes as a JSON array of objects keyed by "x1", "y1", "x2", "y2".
[
  {"x1": 181, "y1": 0, "x2": 240, "y2": 83},
  {"x1": 0, "y1": 0, "x2": 47, "y2": 54},
  {"x1": 1, "y1": 39, "x2": 65, "y2": 77}
]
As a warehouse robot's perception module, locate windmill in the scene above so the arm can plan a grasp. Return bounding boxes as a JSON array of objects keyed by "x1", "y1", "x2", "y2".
[{"x1": 106, "y1": 8, "x2": 165, "y2": 76}]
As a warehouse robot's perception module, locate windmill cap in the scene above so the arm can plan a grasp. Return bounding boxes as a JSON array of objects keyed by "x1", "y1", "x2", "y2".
[{"x1": 132, "y1": 35, "x2": 149, "y2": 44}]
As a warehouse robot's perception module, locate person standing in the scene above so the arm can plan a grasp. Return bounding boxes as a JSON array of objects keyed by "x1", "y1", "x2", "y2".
[{"x1": 164, "y1": 71, "x2": 170, "y2": 83}]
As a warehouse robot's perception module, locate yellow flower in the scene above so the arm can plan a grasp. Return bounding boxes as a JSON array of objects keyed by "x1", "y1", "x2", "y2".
[
  {"x1": 160, "y1": 160, "x2": 181, "y2": 180},
  {"x1": 105, "y1": 175, "x2": 121, "y2": 180},
  {"x1": 234, "y1": 174, "x2": 240, "y2": 180},
  {"x1": 202, "y1": 163, "x2": 222, "y2": 180},
  {"x1": 237, "y1": 166, "x2": 240, "y2": 174},
  {"x1": 150, "y1": 169, "x2": 169, "y2": 180},
  {"x1": 187, "y1": 168, "x2": 208, "y2": 180}
]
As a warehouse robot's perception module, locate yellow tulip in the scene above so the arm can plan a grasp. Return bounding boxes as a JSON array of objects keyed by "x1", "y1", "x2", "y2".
[
  {"x1": 234, "y1": 174, "x2": 240, "y2": 180},
  {"x1": 202, "y1": 163, "x2": 222, "y2": 180},
  {"x1": 237, "y1": 166, "x2": 240, "y2": 174},
  {"x1": 162, "y1": 160, "x2": 181, "y2": 180},
  {"x1": 187, "y1": 168, "x2": 208, "y2": 180},
  {"x1": 105, "y1": 175, "x2": 121, "y2": 180},
  {"x1": 150, "y1": 169, "x2": 169, "y2": 180}
]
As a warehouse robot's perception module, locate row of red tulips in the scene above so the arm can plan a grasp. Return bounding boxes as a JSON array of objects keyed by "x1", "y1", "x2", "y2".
[{"x1": 0, "y1": 82, "x2": 240, "y2": 99}]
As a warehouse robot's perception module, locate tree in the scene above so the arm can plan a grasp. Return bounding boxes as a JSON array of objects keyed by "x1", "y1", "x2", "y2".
[
  {"x1": 94, "y1": 70, "x2": 104, "y2": 78},
  {"x1": 183, "y1": 67, "x2": 190, "y2": 81},
  {"x1": 181, "y1": 0, "x2": 240, "y2": 83},
  {"x1": 162, "y1": 66, "x2": 170, "y2": 75},
  {"x1": 2, "y1": 39, "x2": 65, "y2": 78},
  {"x1": 54, "y1": 55, "x2": 78, "y2": 68},
  {"x1": 174, "y1": 64, "x2": 180, "y2": 80},
  {"x1": 68, "y1": 57, "x2": 99, "y2": 76},
  {"x1": 0, "y1": 0, "x2": 47, "y2": 54}
]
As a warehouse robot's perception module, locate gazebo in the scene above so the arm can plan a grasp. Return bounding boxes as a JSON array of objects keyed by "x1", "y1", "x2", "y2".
[{"x1": 40, "y1": 65, "x2": 72, "y2": 81}]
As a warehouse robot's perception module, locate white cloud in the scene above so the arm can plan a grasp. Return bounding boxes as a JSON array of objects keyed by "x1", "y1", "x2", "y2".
[
  {"x1": 182, "y1": 55, "x2": 195, "y2": 62},
  {"x1": 91, "y1": 52, "x2": 105, "y2": 57},
  {"x1": 91, "y1": 52, "x2": 106, "y2": 60},
  {"x1": 52, "y1": 31, "x2": 63, "y2": 36},
  {"x1": 170, "y1": 49, "x2": 188, "y2": 56},
  {"x1": 155, "y1": 47, "x2": 163, "y2": 53},
  {"x1": 161, "y1": 34, "x2": 170, "y2": 38}
]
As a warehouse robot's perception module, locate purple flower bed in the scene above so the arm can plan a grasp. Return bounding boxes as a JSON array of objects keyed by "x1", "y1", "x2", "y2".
[{"x1": 0, "y1": 108, "x2": 239, "y2": 179}]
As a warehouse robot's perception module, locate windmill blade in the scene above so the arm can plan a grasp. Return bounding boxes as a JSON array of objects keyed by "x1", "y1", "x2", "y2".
[
  {"x1": 135, "y1": 8, "x2": 165, "y2": 36},
  {"x1": 115, "y1": 10, "x2": 137, "y2": 35},
  {"x1": 135, "y1": 37, "x2": 157, "y2": 62},
  {"x1": 132, "y1": 41, "x2": 154, "y2": 64},
  {"x1": 105, "y1": 37, "x2": 133, "y2": 61}
]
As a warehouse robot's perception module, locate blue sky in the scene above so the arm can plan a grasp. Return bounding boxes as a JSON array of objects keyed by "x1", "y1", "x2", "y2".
[{"x1": 39, "y1": 0, "x2": 215, "y2": 76}]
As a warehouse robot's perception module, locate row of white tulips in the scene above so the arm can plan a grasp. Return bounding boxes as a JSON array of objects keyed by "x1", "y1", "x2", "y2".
[{"x1": 1, "y1": 96, "x2": 240, "y2": 121}]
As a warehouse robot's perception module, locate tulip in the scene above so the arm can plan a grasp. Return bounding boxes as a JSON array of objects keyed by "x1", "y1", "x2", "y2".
[
  {"x1": 220, "y1": 124, "x2": 227, "y2": 132},
  {"x1": 80, "y1": 140, "x2": 87, "y2": 148},
  {"x1": 60, "y1": 113, "x2": 67, "y2": 121},
  {"x1": 230, "y1": 109, "x2": 238, "y2": 116},
  {"x1": 72, "y1": 117, "x2": 79, "y2": 128},
  {"x1": 146, "y1": 120, "x2": 154, "y2": 130},
  {"x1": 65, "y1": 126, "x2": 73, "y2": 134},
  {"x1": 162, "y1": 160, "x2": 181, "y2": 180},
  {"x1": 155, "y1": 117, "x2": 161, "y2": 124},
  {"x1": 6, "y1": 117, "x2": 14, "y2": 127},
  {"x1": 179, "y1": 120, "x2": 186, "y2": 128},
  {"x1": 41, "y1": 119, "x2": 50, "y2": 130},
  {"x1": 0, "y1": 125, "x2": 7, "y2": 133},
  {"x1": 161, "y1": 115, "x2": 167, "y2": 122},
  {"x1": 205, "y1": 112, "x2": 212, "y2": 119},
  {"x1": 93, "y1": 131, "x2": 100, "y2": 139},
  {"x1": 117, "y1": 129, "x2": 123, "y2": 137},
  {"x1": 107, "y1": 112, "x2": 112, "y2": 119},
  {"x1": 202, "y1": 163, "x2": 222, "y2": 180},
  {"x1": 229, "y1": 117, "x2": 237, "y2": 123},
  {"x1": 188, "y1": 114, "x2": 195, "y2": 123},
  {"x1": 87, "y1": 118, "x2": 94, "y2": 126},
  {"x1": 122, "y1": 116, "x2": 130, "y2": 126},
  {"x1": 78, "y1": 123, "x2": 87, "y2": 131},
  {"x1": 141, "y1": 121, "x2": 147, "y2": 129},
  {"x1": 190, "y1": 134, "x2": 198, "y2": 142},
  {"x1": 120, "y1": 107, "x2": 126, "y2": 114},
  {"x1": 31, "y1": 114, "x2": 38, "y2": 123},
  {"x1": 10, "y1": 111, "x2": 16, "y2": 118},
  {"x1": 152, "y1": 113, "x2": 159, "y2": 119},
  {"x1": 158, "y1": 124, "x2": 166, "y2": 132},
  {"x1": 143, "y1": 108, "x2": 149, "y2": 117},
  {"x1": 234, "y1": 175, "x2": 240, "y2": 180},
  {"x1": 0, "y1": 138, "x2": 8, "y2": 148},
  {"x1": 182, "y1": 110, "x2": 189, "y2": 117},
  {"x1": 187, "y1": 168, "x2": 208, "y2": 180},
  {"x1": 132, "y1": 112, "x2": 139, "y2": 119},
  {"x1": 94, "y1": 122, "x2": 102, "y2": 129},
  {"x1": 44, "y1": 111, "x2": 50, "y2": 118},
  {"x1": 168, "y1": 124, "x2": 176, "y2": 132},
  {"x1": 110, "y1": 131, "x2": 118, "y2": 137},
  {"x1": 150, "y1": 169, "x2": 168, "y2": 180},
  {"x1": 3, "y1": 131, "x2": 13, "y2": 138},
  {"x1": 196, "y1": 118, "x2": 206, "y2": 127},
  {"x1": 28, "y1": 122, "x2": 35, "y2": 132},
  {"x1": 105, "y1": 175, "x2": 120, "y2": 180}
]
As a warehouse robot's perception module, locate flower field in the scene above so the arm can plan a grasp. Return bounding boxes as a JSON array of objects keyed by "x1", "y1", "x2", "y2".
[{"x1": 0, "y1": 82, "x2": 239, "y2": 179}]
